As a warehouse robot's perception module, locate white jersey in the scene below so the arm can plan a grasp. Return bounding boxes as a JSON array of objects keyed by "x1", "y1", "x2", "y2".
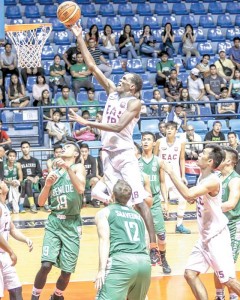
[
  {"x1": 101, "y1": 92, "x2": 139, "y2": 152},
  {"x1": 0, "y1": 202, "x2": 11, "y2": 253},
  {"x1": 196, "y1": 173, "x2": 228, "y2": 242}
]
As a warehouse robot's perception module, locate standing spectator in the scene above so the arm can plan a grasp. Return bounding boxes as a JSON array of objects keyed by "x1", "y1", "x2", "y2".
[
  {"x1": 183, "y1": 125, "x2": 203, "y2": 160},
  {"x1": 155, "y1": 51, "x2": 179, "y2": 86},
  {"x1": 18, "y1": 141, "x2": 46, "y2": 213},
  {"x1": 46, "y1": 110, "x2": 69, "y2": 145},
  {"x1": 73, "y1": 110, "x2": 96, "y2": 142},
  {"x1": 139, "y1": 25, "x2": 158, "y2": 58},
  {"x1": 217, "y1": 87, "x2": 236, "y2": 116},
  {"x1": 164, "y1": 68, "x2": 183, "y2": 102},
  {"x1": 7, "y1": 74, "x2": 30, "y2": 108},
  {"x1": 88, "y1": 38, "x2": 112, "y2": 78},
  {"x1": 155, "y1": 121, "x2": 166, "y2": 140},
  {"x1": 99, "y1": 25, "x2": 118, "y2": 60},
  {"x1": 32, "y1": 75, "x2": 50, "y2": 107},
  {"x1": 0, "y1": 120, "x2": 11, "y2": 151},
  {"x1": 70, "y1": 52, "x2": 94, "y2": 98},
  {"x1": 49, "y1": 54, "x2": 67, "y2": 98},
  {"x1": 21, "y1": 66, "x2": 44, "y2": 87},
  {"x1": 204, "y1": 120, "x2": 225, "y2": 142},
  {"x1": 119, "y1": 24, "x2": 138, "y2": 59},
  {"x1": 196, "y1": 54, "x2": 211, "y2": 79},
  {"x1": 229, "y1": 37, "x2": 240, "y2": 70},
  {"x1": 63, "y1": 41, "x2": 82, "y2": 72},
  {"x1": 228, "y1": 131, "x2": 240, "y2": 174},
  {"x1": 82, "y1": 89, "x2": 99, "y2": 119},
  {"x1": 85, "y1": 24, "x2": 99, "y2": 46},
  {"x1": 215, "y1": 49, "x2": 235, "y2": 83},
  {"x1": 37, "y1": 89, "x2": 53, "y2": 126},
  {"x1": 228, "y1": 69, "x2": 240, "y2": 100},
  {"x1": 150, "y1": 89, "x2": 168, "y2": 116},
  {"x1": 56, "y1": 86, "x2": 78, "y2": 117},
  {"x1": 182, "y1": 24, "x2": 200, "y2": 64},
  {"x1": 161, "y1": 23, "x2": 175, "y2": 58},
  {"x1": 0, "y1": 43, "x2": 19, "y2": 84}
]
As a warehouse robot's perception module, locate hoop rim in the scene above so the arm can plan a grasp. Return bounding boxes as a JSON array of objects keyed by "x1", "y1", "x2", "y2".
[{"x1": 5, "y1": 23, "x2": 52, "y2": 33}]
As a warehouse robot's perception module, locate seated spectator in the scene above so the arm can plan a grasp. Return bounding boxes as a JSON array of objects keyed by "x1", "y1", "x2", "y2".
[
  {"x1": 139, "y1": 25, "x2": 158, "y2": 58},
  {"x1": 80, "y1": 143, "x2": 99, "y2": 207},
  {"x1": 88, "y1": 38, "x2": 112, "y2": 78},
  {"x1": 4, "y1": 149, "x2": 22, "y2": 213},
  {"x1": 164, "y1": 68, "x2": 183, "y2": 102},
  {"x1": 93, "y1": 110, "x2": 103, "y2": 140},
  {"x1": 0, "y1": 43, "x2": 19, "y2": 84},
  {"x1": 155, "y1": 121, "x2": 166, "y2": 140},
  {"x1": 165, "y1": 103, "x2": 187, "y2": 131},
  {"x1": 0, "y1": 120, "x2": 11, "y2": 151},
  {"x1": 182, "y1": 24, "x2": 200, "y2": 64},
  {"x1": 228, "y1": 69, "x2": 240, "y2": 100},
  {"x1": 99, "y1": 25, "x2": 118, "y2": 60},
  {"x1": 56, "y1": 86, "x2": 78, "y2": 117},
  {"x1": 196, "y1": 54, "x2": 211, "y2": 79},
  {"x1": 46, "y1": 144, "x2": 62, "y2": 173},
  {"x1": 73, "y1": 110, "x2": 96, "y2": 141},
  {"x1": 37, "y1": 89, "x2": 53, "y2": 126},
  {"x1": 82, "y1": 89, "x2": 99, "y2": 119},
  {"x1": 140, "y1": 100, "x2": 148, "y2": 117},
  {"x1": 155, "y1": 51, "x2": 179, "y2": 86},
  {"x1": 150, "y1": 89, "x2": 168, "y2": 116},
  {"x1": 187, "y1": 68, "x2": 209, "y2": 113},
  {"x1": 204, "y1": 64, "x2": 225, "y2": 112},
  {"x1": 119, "y1": 24, "x2": 138, "y2": 60},
  {"x1": 217, "y1": 87, "x2": 236, "y2": 116},
  {"x1": 215, "y1": 49, "x2": 235, "y2": 83},
  {"x1": 0, "y1": 69, "x2": 5, "y2": 105},
  {"x1": 46, "y1": 110, "x2": 69, "y2": 145},
  {"x1": 63, "y1": 41, "x2": 82, "y2": 72},
  {"x1": 18, "y1": 141, "x2": 47, "y2": 213},
  {"x1": 229, "y1": 37, "x2": 240, "y2": 71},
  {"x1": 32, "y1": 75, "x2": 50, "y2": 107},
  {"x1": 70, "y1": 53, "x2": 94, "y2": 98},
  {"x1": 21, "y1": 66, "x2": 44, "y2": 87},
  {"x1": 228, "y1": 131, "x2": 240, "y2": 174},
  {"x1": 49, "y1": 54, "x2": 67, "y2": 98},
  {"x1": 85, "y1": 24, "x2": 99, "y2": 46},
  {"x1": 161, "y1": 23, "x2": 175, "y2": 58},
  {"x1": 183, "y1": 125, "x2": 203, "y2": 160},
  {"x1": 204, "y1": 121, "x2": 225, "y2": 142},
  {"x1": 8, "y1": 74, "x2": 30, "y2": 108},
  {"x1": 180, "y1": 88, "x2": 191, "y2": 109}
]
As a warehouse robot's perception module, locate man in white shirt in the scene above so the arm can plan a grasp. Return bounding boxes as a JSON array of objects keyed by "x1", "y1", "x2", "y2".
[
  {"x1": 0, "y1": 43, "x2": 19, "y2": 84},
  {"x1": 184, "y1": 124, "x2": 203, "y2": 160}
]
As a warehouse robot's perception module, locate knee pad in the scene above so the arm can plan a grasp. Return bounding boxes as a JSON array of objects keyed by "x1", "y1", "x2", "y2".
[
  {"x1": 157, "y1": 233, "x2": 166, "y2": 244},
  {"x1": 9, "y1": 286, "x2": 22, "y2": 300},
  {"x1": 41, "y1": 261, "x2": 53, "y2": 274}
]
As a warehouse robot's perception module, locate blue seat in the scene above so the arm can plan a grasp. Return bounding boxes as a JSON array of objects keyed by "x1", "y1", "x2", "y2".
[
  {"x1": 98, "y1": 91, "x2": 108, "y2": 104},
  {"x1": 155, "y1": 3, "x2": 170, "y2": 15},
  {"x1": 5, "y1": 6, "x2": 21, "y2": 18},
  {"x1": 172, "y1": 3, "x2": 188, "y2": 15},
  {"x1": 132, "y1": 29, "x2": 142, "y2": 43},
  {"x1": 43, "y1": 61, "x2": 53, "y2": 76},
  {"x1": 229, "y1": 119, "x2": 240, "y2": 131},
  {"x1": 151, "y1": 29, "x2": 163, "y2": 43},
  {"x1": 13, "y1": 113, "x2": 33, "y2": 130},
  {"x1": 150, "y1": 0, "x2": 163, "y2": 2},
  {"x1": 109, "y1": 59, "x2": 124, "y2": 74},
  {"x1": 226, "y1": 2, "x2": 240, "y2": 14},
  {"x1": 112, "y1": 74, "x2": 123, "y2": 86},
  {"x1": 10, "y1": 18, "x2": 24, "y2": 25},
  {"x1": 140, "y1": 74, "x2": 152, "y2": 90},
  {"x1": 207, "y1": 28, "x2": 224, "y2": 42},
  {"x1": 26, "y1": 76, "x2": 37, "y2": 93},
  {"x1": 199, "y1": 15, "x2": 215, "y2": 28},
  {"x1": 75, "y1": 0, "x2": 90, "y2": 3},
  {"x1": 92, "y1": 77, "x2": 104, "y2": 91},
  {"x1": 162, "y1": 16, "x2": 178, "y2": 29},
  {"x1": 217, "y1": 41, "x2": 232, "y2": 56},
  {"x1": 140, "y1": 119, "x2": 159, "y2": 133},
  {"x1": 195, "y1": 28, "x2": 207, "y2": 42},
  {"x1": 85, "y1": 141, "x2": 102, "y2": 157},
  {"x1": 112, "y1": 0, "x2": 127, "y2": 3},
  {"x1": 217, "y1": 15, "x2": 233, "y2": 28},
  {"x1": 41, "y1": 45, "x2": 55, "y2": 60},
  {"x1": 53, "y1": 31, "x2": 71, "y2": 45},
  {"x1": 126, "y1": 59, "x2": 145, "y2": 73},
  {"x1": 136, "y1": 3, "x2": 153, "y2": 16},
  {"x1": 99, "y1": 3, "x2": 115, "y2": 16},
  {"x1": 19, "y1": 0, "x2": 34, "y2": 4},
  {"x1": 208, "y1": 2, "x2": 224, "y2": 14},
  {"x1": 236, "y1": 16, "x2": 240, "y2": 26},
  {"x1": 133, "y1": 124, "x2": 141, "y2": 140},
  {"x1": 118, "y1": 3, "x2": 134, "y2": 16},
  {"x1": 186, "y1": 57, "x2": 198, "y2": 70},
  {"x1": 142, "y1": 90, "x2": 153, "y2": 104},
  {"x1": 106, "y1": 16, "x2": 122, "y2": 30},
  {"x1": 197, "y1": 42, "x2": 214, "y2": 56},
  {"x1": 39, "y1": 0, "x2": 53, "y2": 4},
  {"x1": 76, "y1": 91, "x2": 88, "y2": 105},
  {"x1": 178, "y1": 73, "x2": 188, "y2": 88},
  {"x1": 226, "y1": 28, "x2": 238, "y2": 40},
  {"x1": 207, "y1": 120, "x2": 229, "y2": 133},
  {"x1": 95, "y1": 0, "x2": 109, "y2": 3},
  {"x1": 29, "y1": 18, "x2": 43, "y2": 24},
  {"x1": 187, "y1": 120, "x2": 207, "y2": 133},
  {"x1": 174, "y1": 57, "x2": 185, "y2": 72},
  {"x1": 190, "y1": 3, "x2": 206, "y2": 14},
  {"x1": 181, "y1": 15, "x2": 197, "y2": 28},
  {"x1": 49, "y1": 17, "x2": 65, "y2": 31},
  {"x1": 143, "y1": 16, "x2": 160, "y2": 29},
  {"x1": 82, "y1": 4, "x2": 97, "y2": 17},
  {"x1": 25, "y1": 5, "x2": 40, "y2": 18},
  {"x1": 174, "y1": 28, "x2": 184, "y2": 43},
  {"x1": 4, "y1": 0, "x2": 17, "y2": 5},
  {"x1": 125, "y1": 16, "x2": 141, "y2": 30},
  {"x1": 86, "y1": 17, "x2": 103, "y2": 30},
  {"x1": 44, "y1": 5, "x2": 57, "y2": 17},
  {"x1": 198, "y1": 107, "x2": 212, "y2": 121},
  {"x1": 131, "y1": 0, "x2": 145, "y2": 3},
  {"x1": 146, "y1": 58, "x2": 160, "y2": 73}
]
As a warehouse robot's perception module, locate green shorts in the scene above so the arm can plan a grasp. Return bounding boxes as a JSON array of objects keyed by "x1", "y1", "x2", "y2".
[
  {"x1": 228, "y1": 220, "x2": 240, "y2": 263},
  {"x1": 151, "y1": 194, "x2": 165, "y2": 234},
  {"x1": 85, "y1": 179, "x2": 91, "y2": 190},
  {"x1": 96, "y1": 253, "x2": 151, "y2": 300},
  {"x1": 41, "y1": 214, "x2": 81, "y2": 273}
]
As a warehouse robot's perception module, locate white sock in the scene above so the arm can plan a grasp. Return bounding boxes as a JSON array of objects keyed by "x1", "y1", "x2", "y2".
[
  {"x1": 176, "y1": 217, "x2": 183, "y2": 227},
  {"x1": 91, "y1": 181, "x2": 111, "y2": 203},
  {"x1": 32, "y1": 287, "x2": 42, "y2": 297},
  {"x1": 216, "y1": 289, "x2": 225, "y2": 299},
  {"x1": 230, "y1": 293, "x2": 238, "y2": 300},
  {"x1": 54, "y1": 288, "x2": 63, "y2": 297}
]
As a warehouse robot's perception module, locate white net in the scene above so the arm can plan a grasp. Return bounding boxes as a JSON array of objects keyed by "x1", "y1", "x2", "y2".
[{"x1": 6, "y1": 24, "x2": 52, "y2": 69}]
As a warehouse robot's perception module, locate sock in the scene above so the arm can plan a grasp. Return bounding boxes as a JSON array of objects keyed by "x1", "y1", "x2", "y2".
[
  {"x1": 32, "y1": 287, "x2": 42, "y2": 297},
  {"x1": 54, "y1": 288, "x2": 63, "y2": 297},
  {"x1": 19, "y1": 197, "x2": 24, "y2": 205},
  {"x1": 176, "y1": 217, "x2": 183, "y2": 227},
  {"x1": 28, "y1": 197, "x2": 35, "y2": 206},
  {"x1": 230, "y1": 293, "x2": 238, "y2": 300},
  {"x1": 216, "y1": 289, "x2": 225, "y2": 299}
]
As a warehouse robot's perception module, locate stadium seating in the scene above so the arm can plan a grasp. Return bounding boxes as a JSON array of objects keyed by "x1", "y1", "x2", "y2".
[
  {"x1": 125, "y1": 16, "x2": 141, "y2": 30},
  {"x1": 146, "y1": 58, "x2": 160, "y2": 73},
  {"x1": 155, "y1": 3, "x2": 170, "y2": 15},
  {"x1": 44, "y1": 4, "x2": 57, "y2": 18},
  {"x1": 187, "y1": 121, "x2": 207, "y2": 134},
  {"x1": 190, "y1": 3, "x2": 206, "y2": 14},
  {"x1": 86, "y1": 17, "x2": 103, "y2": 30},
  {"x1": 198, "y1": 107, "x2": 212, "y2": 121},
  {"x1": 106, "y1": 16, "x2": 122, "y2": 30},
  {"x1": 208, "y1": 2, "x2": 224, "y2": 14},
  {"x1": 26, "y1": 77, "x2": 37, "y2": 93},
  {"x1": 178, "y1": 73, "x2": 188, "y2": 88},
  {"x1": 81, "y1": 4, "x2": 97, "y2": 17},
  {"x1": 24, "y1": 5, "x2": 40, "y2": 18},
  {"x1": 126, "y1": 59, "x2": 145, "y2": 73},
  {"x1": 199, "y1": 15, "x2": 215, "y2": 28},
  {"x1": 207, "y1": 120, "x2": 229, "y2": 133},
  {"x1": 13, "y1": 113, "x2": 33, "y2": 130},
  {"x1": 140, "y1": 74, "x2": 152, "y2": 90},
  {"x1": 133, "y1": 124, "x2": 142, "y2": 140},
  {"x1": 207, "y1": 28, "x2": 225, "y2": 42},
  {"x1": 53, "y1": 31, "x2": 71, "y2": 45},
  {"x1": 142, "y1": 90, "x2": 153, "y2": 103},
  {"x1": 226, "y1": 2, "x2": 240, "y2": 14},
  {"x1": 92, "y1": 77, "x2": 105, "y2": 91},
  {"x1": 140, "y1": 119, "x2": 159, "y2": 133},
  {"x1": 197, "y1": 42, "x2": 214, "y2": 56},
  {"x1": 19, "y1": 0, "x2": 35, "y2": 4},
  {"x1": 118, "y1": 3, "x2": 134, "y2": 16},
  {"x1": 143, "y1": 16, "x2": 160, "y2": 29},
  {"x1": 4, "y1": 0, "x2": 17, "y2": 5},
  {"x1": 172, "y1": 3, "x2": 188, "y2": 15},
  {"x1": 98, "y1": 91, "x2": 108, "y2": 104},
  {"x1": 76, "y1": 91, "x2": 88, "y2": 105},
  {"x1": 99, "y1": 3, "x2": 115, "y2": 16},
  {"x1": 217, "y1": 15, "x2": 233, "y2": 28},
  {"x1": 162, "y1": 16, "x2": 178, "y2": 29},
  {"x1": 136, "y1": 3, "x2": 153, "y2": 16},
  {"x1": 41, "y1": 45, "x2": 55, "y2": 60},
  {"x1": 5, "y1": 6, "x2": 21, "y2": 18},
  {"x1": 180, "y1": 15, "x2": 197, "y2": 28},
  {"x1": 109, "y1": 59, "x2": 124, "y2": 74}
]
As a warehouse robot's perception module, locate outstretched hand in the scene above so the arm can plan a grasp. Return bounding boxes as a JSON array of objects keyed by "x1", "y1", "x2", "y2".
[
  {"x1": 70, "y1": 24, "x2": 82, "y2": 38},
  {"x1": 69, "y1": 109, "x2": 88, "y2": 126},
  {"x1": 95, "y1": 270, "x2": 106, "y2": 290}
]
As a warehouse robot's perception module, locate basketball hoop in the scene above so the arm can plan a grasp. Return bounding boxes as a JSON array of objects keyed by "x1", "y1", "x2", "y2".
[{"x1": 5, "y1": 23, "x2": 52, "y2": 69}]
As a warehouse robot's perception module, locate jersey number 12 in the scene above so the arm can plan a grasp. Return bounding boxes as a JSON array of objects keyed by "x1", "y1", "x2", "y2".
[{"x1": 124, "y1": 221, "x2": 140, "y2": 242}]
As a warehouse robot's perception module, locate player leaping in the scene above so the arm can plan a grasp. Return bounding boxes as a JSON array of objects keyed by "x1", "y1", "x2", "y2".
[{"x1": 69, "y1": 24, "x2": 160, "y2": 264}]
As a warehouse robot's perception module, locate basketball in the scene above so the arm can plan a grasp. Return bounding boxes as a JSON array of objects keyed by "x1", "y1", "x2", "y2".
[{"x1": 57, "y1": 1, "x2": 81, "y2": 27}]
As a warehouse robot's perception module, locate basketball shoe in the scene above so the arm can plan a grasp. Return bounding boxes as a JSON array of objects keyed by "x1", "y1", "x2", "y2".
[
  {"x1": 150, "y1": 247, "x2": 161, "y2": 266},
  {"x1": 175, "y1": 224, "x2": 191, "y2": 234},
  {"x1": 49, "y1": 295, "x2": 64, "y2": 300}
]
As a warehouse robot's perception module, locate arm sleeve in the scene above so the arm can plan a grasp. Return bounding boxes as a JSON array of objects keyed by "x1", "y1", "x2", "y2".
[{"x1": 35, "y1": 159, "x2": 43, "y2": 177}]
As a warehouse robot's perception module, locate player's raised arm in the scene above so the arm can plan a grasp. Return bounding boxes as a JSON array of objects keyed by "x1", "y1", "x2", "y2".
[
  {"x1": 38, "y1": 172, "x2": 58, "y2": 206},
  {"x1": 71, "y1": 25, "x2": 115, "y2": 95}
]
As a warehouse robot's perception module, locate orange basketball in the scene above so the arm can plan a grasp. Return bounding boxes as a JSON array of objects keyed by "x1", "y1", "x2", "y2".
[{"x1": 57, "y1": 1, "x2": 81, "y2": 27}]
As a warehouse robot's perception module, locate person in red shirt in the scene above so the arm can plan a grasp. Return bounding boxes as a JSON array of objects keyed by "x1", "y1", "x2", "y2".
[{"x1": 0, "y1": 120, "x2": 11, "y2": 151}]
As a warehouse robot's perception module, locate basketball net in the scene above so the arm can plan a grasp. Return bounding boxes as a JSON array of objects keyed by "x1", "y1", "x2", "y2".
[{"x1": 5, "y1": 23, "x2": 52, "y2": 69}]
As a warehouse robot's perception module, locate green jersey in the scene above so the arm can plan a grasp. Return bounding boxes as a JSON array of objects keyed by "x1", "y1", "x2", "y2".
[
  {"x1": 82, "y1": 100, "x2": 99, "y2": 118},
  {"x1": 222, "y1": 170, "x2": 240, "y2": 222},
  {"x1": 4, "y1": 162, "x2": 18, "y2": 181},
  {"x1": 49, "y1": 165, "x2": 83, "y2": 216},
  {"x1": 108, "y1": 203, "x2": 148, "y2": 257}
]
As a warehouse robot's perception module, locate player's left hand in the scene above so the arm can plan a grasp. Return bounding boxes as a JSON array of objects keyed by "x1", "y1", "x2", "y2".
[
  {"x1": 69, "y1": 109, "x2": 88, "y2": 126},
  {"x1": 55, "y1": 158, "x2": 69, "y2": 170},
  {"x1": 26, "y1": 238, "x2": 33, "y2": 252},
  {"x1": 95, "y1": 270, "x2": 105, "y2": 290},
  {"x1": 162, "y1": 161, "x2": 173, "y2": 175}
]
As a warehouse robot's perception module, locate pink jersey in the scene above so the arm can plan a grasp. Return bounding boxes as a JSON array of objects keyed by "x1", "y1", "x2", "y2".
[
  {"x1": 196, "y1": 173, "x2": 228, "y2": 242},
  {"x1": 101, "y1": 92, "x2": 139, "y2": 152},
  {"x1": 0, "y1": 202, "x2": 11, "y2": 253}
]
